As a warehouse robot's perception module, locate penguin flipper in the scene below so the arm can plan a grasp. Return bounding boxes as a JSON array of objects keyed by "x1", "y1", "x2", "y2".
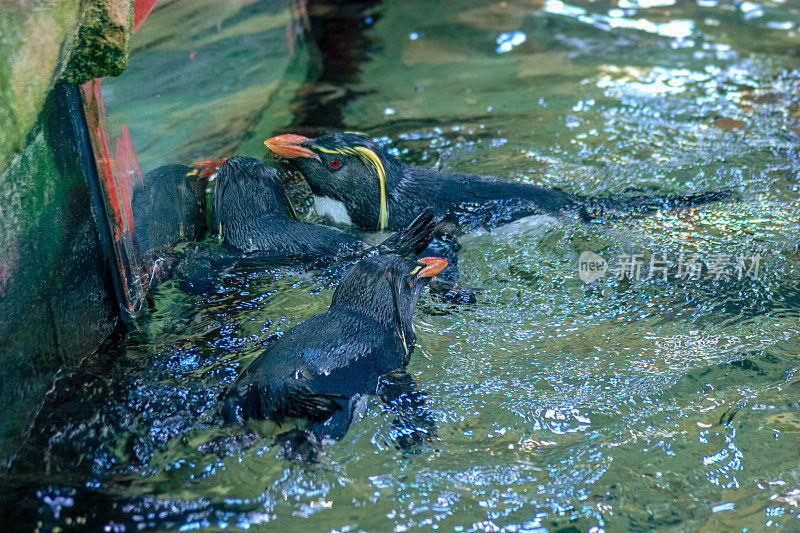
[
  {"x1": 427, "y1": 278, "x2": 482, "y2": 306},
  {"x1": 223, "y1": 382, "x2": 345, "y2": 425},
  {"x1": 376, "y1": 210, "x2": 436, "y2": 258},
  {"x1": 580, "y1": 189, "x2": 734, "y2": 221},
  {"x1": 280, "y1": 385, "x2": 347, "y2": 423}
]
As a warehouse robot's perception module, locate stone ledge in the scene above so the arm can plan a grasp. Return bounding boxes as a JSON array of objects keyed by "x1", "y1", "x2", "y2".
[
  {"x1": 0, "y1": 0, "x2": 134, "y2": 174},
  {"x1": 62, "y1": 0, "x2": 134, "y2": 85}
]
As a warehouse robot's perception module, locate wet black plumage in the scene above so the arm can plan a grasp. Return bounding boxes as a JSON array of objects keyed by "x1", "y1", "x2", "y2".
[
  {"x1": 266, "y1": 132, "x2": 732, "y2": 233},
  {"x1": 213, "y1": 156, "x2": 360, "y2": 258},
  {"x1": 209, "y1": 156, "x2": 467, "y2": 301},
  {"x1": 132, "y1": 164, "x2": 207, "y2": 257},
  {"x1": 222, "y1": 252, "x2": 446, "y2": 458},
  {"x1": 213, "y1": 156, "x2": 438, "y2": 263}
]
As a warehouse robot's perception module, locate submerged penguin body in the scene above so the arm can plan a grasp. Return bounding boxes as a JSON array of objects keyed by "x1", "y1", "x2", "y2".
[
  {"x1": 265, "y1": 132, "x2": 732, "y2": 234},
  {"x1": 210, "y1": 157, "x2": 463, "y2": 296},
  {"x1": 213, "y1": 156, "x2": 361, "y2": 259},
  {"x1": 222, "y1": 253, "x2": 448, "y2": 456},
  {"x1": 213, "y1": 156, "x2": 443, "y2": 263}
]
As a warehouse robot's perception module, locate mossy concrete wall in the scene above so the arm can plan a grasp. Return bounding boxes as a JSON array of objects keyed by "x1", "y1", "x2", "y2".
[
  {"x1": 0, "y1": 1, "x2": 133, "y2": 173},
  {"x1": 0, "y1": 1, "x2": 135, "y2": 468},
  {"x1": 0, "y1": 84, "x2": 120, "y2": 469}
]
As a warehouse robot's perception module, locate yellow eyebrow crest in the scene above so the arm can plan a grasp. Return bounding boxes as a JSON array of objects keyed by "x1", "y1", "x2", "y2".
[
  {"x1": 352, "y1": 147, "x2": 388, "y2": 231},
  {"x1": 315, "y1": 145, "x2": 389, "y2": 231}
]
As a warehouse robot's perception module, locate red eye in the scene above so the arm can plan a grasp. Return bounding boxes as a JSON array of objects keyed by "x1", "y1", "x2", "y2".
[{"x1": 329, "y1": 159, "x2": 341, "y2": 169}]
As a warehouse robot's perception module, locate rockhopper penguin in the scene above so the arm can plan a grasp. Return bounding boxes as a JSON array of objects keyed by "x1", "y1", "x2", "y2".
[
  {"x1": 211, "y1": 156, "x2": 465, "y2": 296},
  {"x1": 212, "y1": 156, "x2": 450, "y2": 264},
  {"x1": 222, "y1": 252, "x2": 448, "y2": 461},
  {"x1": 264, "y1": 132, "x2": 732, "y2": 234},
  {"x1": 213, "y1": 155, "x2": 364, "y2": 259}
]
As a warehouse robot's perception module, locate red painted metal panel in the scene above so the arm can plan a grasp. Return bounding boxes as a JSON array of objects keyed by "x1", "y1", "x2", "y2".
[{"x1": 133, "y1": 0, "x2": 159, "y2": 34}]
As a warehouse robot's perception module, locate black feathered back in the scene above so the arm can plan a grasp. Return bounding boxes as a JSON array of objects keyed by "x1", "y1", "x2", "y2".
[
  {"x1": 282, "y1": 132, "x2": 733, "y2": 232},
  {"x1": 213, "y1": 156, "x2": 296, "y2": 235}
]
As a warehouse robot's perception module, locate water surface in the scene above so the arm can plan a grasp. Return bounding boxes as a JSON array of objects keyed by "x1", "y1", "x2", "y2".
[{"x1": 5, "y1": 0, "x2": 800, "y2": 531}]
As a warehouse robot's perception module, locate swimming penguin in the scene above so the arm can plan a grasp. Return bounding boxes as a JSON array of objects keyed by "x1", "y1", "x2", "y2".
[
  {"x1": 210, "y1": 156, "x2": 468, "y2": 301},
  {"x1": 222, "y1": 253, "x2": 448, "y2": 461},
  {"x1": 264, "y1": 132, "x2": 732, "y2": 233},
  {"x1": 213, "y1": 156, "x2": 445, "y2": 264}
]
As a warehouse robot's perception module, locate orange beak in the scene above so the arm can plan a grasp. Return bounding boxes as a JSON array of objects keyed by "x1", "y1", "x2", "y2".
[
  {"x1": 416, "y1": 257, "x2": 448, "y2": 279},
  {"x1": 264, "y1": 134, "x2": 320, "y2": 160},
  {"x1": 193, "y1": 157, "x2": 228, "y2": 178}
]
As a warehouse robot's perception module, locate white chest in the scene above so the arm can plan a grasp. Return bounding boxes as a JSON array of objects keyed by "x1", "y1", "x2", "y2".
[{"x1": 313, "y1": 195, "x2": 353, "y2": 226}]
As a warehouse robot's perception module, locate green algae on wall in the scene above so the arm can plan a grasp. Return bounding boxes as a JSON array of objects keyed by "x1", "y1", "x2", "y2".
[
  {"x1": 62, "y1": 0, "x2": 134, "y2": 84},
  {"x1": 0, "y1": 0, "x2": 135, "y2": 468},
  {"x1": 0, "y1": 0, "x2": 134, "y2": 174},
  {"x1": 0, "y1": 0, "x2": 82, "y2": 174},
  {"x1": 0, "y1": 85, "x2": 118, "y2": 468}
]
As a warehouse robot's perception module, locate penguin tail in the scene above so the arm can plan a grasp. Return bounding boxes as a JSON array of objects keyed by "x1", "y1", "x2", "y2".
[
  {"x1": 378, "y1": 210, "x2": 436, "y2": 257},
  {"x1": 221, "y1": 383, "x2": 345, "y2": 425},
  {"x1": 281, "y1": 386, "x2": 346, "y2": 423},
  {"x1": 578, "y1": 189, "x2": 733, "y2": 221}
]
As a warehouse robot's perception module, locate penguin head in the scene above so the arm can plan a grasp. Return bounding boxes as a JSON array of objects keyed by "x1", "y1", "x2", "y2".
[
  {"x1": 212, "y1": 156, "x2": 298, "y2": 238},
  {"x1": 264, "y1": 133, "x2": 400, "y2": 231},
  {"x1": 330, "y1": 254, "x2": 447, "y2": 349}
]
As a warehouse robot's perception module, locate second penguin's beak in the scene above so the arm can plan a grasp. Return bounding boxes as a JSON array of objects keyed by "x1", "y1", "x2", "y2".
[
  {"x1": 192, "y1": 157, "x2": 228, "y2": 179},
  {"x1": 264, "y1": 134, "x2": 320, "y2": 160},
  {"x1": 416, "y1": 257, "x2": 448, "y2": 279}
]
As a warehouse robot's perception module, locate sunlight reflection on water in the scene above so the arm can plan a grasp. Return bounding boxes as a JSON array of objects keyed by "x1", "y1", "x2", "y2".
[{"x1": 11, "y1": 0, "x2": 800, "y2": 531}]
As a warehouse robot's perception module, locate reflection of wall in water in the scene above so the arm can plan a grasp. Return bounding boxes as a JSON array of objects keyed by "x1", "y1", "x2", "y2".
[
  {"x1": 102, "y1": 0, "x2": 308, "y2": 172},
  {"x1": 94, "y1": 0, "x2": 310, "y2": 308}
]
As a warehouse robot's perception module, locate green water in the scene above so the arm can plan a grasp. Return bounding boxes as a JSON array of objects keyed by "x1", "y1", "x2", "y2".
[{"x1": 7, "y1": 0, "x2": 800, "y2": 531}]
